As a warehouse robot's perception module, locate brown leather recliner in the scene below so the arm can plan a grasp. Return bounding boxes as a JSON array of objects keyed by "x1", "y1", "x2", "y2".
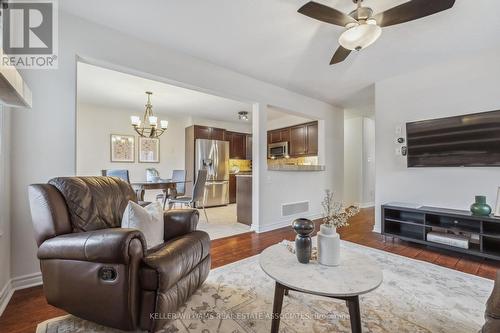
[{"x1": 28, "y1": 176, "x2": 211, "y2": 332}]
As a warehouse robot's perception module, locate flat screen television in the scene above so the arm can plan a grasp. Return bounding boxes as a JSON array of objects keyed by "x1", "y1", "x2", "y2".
[{"x1": 406, "y1": 110, "x2": 500, "y2": 167}]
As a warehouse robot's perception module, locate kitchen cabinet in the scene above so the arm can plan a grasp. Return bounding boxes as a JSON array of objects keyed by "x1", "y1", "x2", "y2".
[
  {"x1": 225, "y1": 131, "x2": 247, "y2": 159},
  {"x1": 290, "y1": 125, "x2": 307, "y2": 156},
  {"x1": 229, "y1": 173, "x2": 237, "y2": 203},
  {"x1": 268, "y1": 121, "x2": 318, "y2": 158},
  {"x1": 194, "y1": 125, "x2": 225, "y2": 140},
  {"x1": 236, "y1": 174, "x2": 252, "y2": 226},
  {"x1": 245, "y1": 134, "x2": 252, "y2": 160},
  {"x1": 268, "y1": 128, "x2": 290, "y2": 144},
  {"x1": 306, "y1": 122, "x2": 318, "y2": 155}
]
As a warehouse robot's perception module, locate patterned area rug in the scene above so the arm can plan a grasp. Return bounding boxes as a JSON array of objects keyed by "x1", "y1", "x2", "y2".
[{"x1": 36, "y1": 241, "x2": 493, "y2": 333}]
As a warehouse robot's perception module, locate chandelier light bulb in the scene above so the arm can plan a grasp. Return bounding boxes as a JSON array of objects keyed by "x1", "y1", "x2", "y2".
[
  {"x1": 149, "y1": 116, "x2": 158, "y2": 126},
  {"x1": 160, "y1": 120, "x2": 169, "y2": 129},
  {"x1": 130, "y1": 116, "x2": 141, "y2": 126},
  {"x1": 338, "y1": 19, "x2": 381, "y2": 51}
]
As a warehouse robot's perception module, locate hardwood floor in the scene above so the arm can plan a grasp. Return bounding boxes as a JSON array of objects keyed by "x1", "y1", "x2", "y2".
[{"x1": 1, "y1": 208, "x2": 498, "y2": 333}]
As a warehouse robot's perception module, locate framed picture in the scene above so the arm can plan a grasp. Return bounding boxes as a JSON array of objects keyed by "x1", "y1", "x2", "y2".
[
  {"x1": 495, "y1": 187, "x2": 500, "y2": 217},
  {"x1": 110, "y1": 134, "x2": 135, "y2": 162},
  {"x1": 139, "y1": 137, "x2": 160, "y2": 163}
]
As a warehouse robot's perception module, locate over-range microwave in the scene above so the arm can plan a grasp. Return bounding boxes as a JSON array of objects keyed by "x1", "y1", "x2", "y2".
[{"x1": 268, "y1": 142, "x2": 289, "y2": 159}]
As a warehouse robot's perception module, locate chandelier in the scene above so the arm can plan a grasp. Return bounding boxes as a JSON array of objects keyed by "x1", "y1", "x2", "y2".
[{"x1": 130, "y1": 91, "x2": 168, "y2": 138}]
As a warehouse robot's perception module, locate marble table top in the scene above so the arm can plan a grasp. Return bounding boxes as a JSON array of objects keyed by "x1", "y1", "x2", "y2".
[{"x1": 259, "y1": 244, "x2": 383, "y2": 297}]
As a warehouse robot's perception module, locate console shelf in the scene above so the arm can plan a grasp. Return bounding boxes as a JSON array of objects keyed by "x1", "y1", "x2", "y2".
[{"x1": 382, "y1": 204, "x2": 500, "y2": 261}]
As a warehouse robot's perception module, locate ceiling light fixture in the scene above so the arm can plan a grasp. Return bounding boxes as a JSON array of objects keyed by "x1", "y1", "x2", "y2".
[
  {"x1": 238, "y1": 111, "x2": 249, "y2": 121},
  {"x1": 130, "y1": 91, "x2": 168, "y2": 138},
  {"x1": 338, "y1": 19, "x2": 381, "y2": 51}
]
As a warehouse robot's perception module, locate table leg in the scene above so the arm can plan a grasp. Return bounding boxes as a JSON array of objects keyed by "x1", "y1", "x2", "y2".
[
  {"x1": 271, "y1": 282, "x2": 285, "y2": 333},
  {"x1": 346, "y1": 296, "x2": 362, "y2": 333}
]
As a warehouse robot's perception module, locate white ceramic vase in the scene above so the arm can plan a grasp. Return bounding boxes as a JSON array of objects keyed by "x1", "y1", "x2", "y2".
[{"x1": 317, "y1": 224, "x2": 340, "y2": 266}]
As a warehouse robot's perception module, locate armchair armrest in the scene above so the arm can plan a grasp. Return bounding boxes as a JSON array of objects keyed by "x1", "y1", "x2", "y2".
[
  {"x1": 163, "y1": 209, "x2": 199, "y2": 241},
  {"x1": 38, "y1": 228, "x2": 146, "y2": 264}
]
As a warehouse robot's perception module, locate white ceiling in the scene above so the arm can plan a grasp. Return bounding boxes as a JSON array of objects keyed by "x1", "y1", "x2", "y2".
[
  {"x1": 77, "y1": 62, "x2": 252, "y2": 123},
  {"x1": 65, "y1": 0, "x2": 500, "y2": 106},
  {"x1": 78, "y1": 62, "x2": 302, "y2": 124}
]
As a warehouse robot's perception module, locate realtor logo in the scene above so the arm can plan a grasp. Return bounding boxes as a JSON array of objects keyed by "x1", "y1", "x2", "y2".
[{"x1": 1, "y1": 0, "x2": 58, "y2": 69}]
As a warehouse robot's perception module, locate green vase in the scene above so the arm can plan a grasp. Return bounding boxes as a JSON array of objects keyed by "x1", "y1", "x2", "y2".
[{"x1": 470, "y1": 196, "x2": 492, "y2": 216}]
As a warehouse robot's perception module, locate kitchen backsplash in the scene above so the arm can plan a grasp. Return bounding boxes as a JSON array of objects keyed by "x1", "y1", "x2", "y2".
[
  {"x1": 267, "y1": 156, "x2": 319, "y2": 167},
  {"x1": 229, "y1": 159, "x2": 252, "y2": 172}
]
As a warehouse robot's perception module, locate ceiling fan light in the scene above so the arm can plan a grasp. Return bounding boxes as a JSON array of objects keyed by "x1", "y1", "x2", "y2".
[{"x1": 338, "y1": 22, "x2": 382, "y2": 51}]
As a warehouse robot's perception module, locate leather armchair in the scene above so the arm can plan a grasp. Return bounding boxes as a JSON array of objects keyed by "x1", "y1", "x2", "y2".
[{"x1": 28, "y1": 177, "x2": 211, "y2": 332}]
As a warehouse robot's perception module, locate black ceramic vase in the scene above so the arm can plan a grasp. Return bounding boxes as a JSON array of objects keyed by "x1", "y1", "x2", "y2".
[{"x1": 292, "y1": 218, "x2": 315, "y2": 264}]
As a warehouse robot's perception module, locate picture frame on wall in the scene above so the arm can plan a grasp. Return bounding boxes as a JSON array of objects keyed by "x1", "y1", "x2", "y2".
[
  {"x1": 110, "y1": 134, "x2": 135, "y2": 163},
  {"x1": 139, "y1": 137, "x2": 160, "y2": 163},
  {"x1": 495, "y1": 187, "x2": 500, "y2": 217}
]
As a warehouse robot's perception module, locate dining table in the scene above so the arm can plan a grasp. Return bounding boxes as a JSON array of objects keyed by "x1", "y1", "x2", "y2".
[{"x1": 130, "y1": 179, "x2": 191, "y2": 202}]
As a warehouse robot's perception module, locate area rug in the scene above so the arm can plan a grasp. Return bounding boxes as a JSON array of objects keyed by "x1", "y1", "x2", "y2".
[{"x1": 36, "y1": 240, "x2": 493, "y2": 333}]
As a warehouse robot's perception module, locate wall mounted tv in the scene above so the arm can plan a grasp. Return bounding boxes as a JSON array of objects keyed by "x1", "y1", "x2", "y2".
[{"x1": 406, "y1": 110, "x2": 500, "y2": 167}]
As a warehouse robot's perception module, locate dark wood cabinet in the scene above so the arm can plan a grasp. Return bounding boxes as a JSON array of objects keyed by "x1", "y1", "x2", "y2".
[
  {"x1": 232, "y1": 132, "x2": 246, "y2": 159},
  {"x1": 268, "y1": 121, "x2": 318, "y2": 158},
  {"x1": 194, "y1": 125, "x2": 211, "y2": 140},
  {"x1": 225, "y1": 131, "x2": 248, "y2": 159},
  {"x1": 280, "y1": 129, "x2": 290, "y2": 143},
  {"x1": 268, "y1": 128, "x2": 291, "y2": 144},
  {"x1": 189, "y1": 125, "x2": 251, "y2": 160},
  {"x1": 229, "y1": 173, "x2": 237, "y2": 203},
  {"x1": 236, "y1": 175, "x2": 252, "y2": 226},
  {"x1": 245, "y1": 134, "x2": 252, "y2": 160},
  {"x1": 306, "y1": 122, "x2": 318, "y2": 155},
  {"x1": 270, "y1": 131, "x2": 282, "y2": 143},
  {"x1": 194, "y1": 125, "x2": 225, "y2": 141},
  {"x1": 290, "y1": 125, "x2": 307, "y2": 156}
]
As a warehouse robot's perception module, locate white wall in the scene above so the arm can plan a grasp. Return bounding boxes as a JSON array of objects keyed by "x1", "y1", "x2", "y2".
[
  {"x1": 362, "y1": 117, "x2": 375, "y2": 206},
  {"x1": 267, "y1": 113, "x2": 312, "y2": 130},
  {"x1": 374, "y1": 50, "x2": 500, "y2": 231},
  {"x1": 344, "y1": 116, "x2": 362, "y2": 205},
  {"x1": 0, "y1": 107, "x2": 11, "y2": 312},
  {"x1": 77, "y1": 104, "x2": 187, "y2": 182},
  {"x1": 188, "y1": 117, "x2": 252, "y2": 134},
  {"x1": 343, "y1": 114, "x2": 375, "y2": 207},
  {"x1": 11, "y1": 12, "x2": 343, "y2": 280}
]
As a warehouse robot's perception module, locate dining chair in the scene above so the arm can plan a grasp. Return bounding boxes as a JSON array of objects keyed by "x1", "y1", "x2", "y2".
[
  {"x1": 101, "y1": 169, "x2": 130, "y2": 183},
  {"x1": 157, "y1": 170, "x2": 187, "y2": 208},
  {"x1": 168, "y1": 169, "x2": 209, "y2": 222},
  {"x1": 101, "y1": 169, "x2": 150, "y2": 206}
]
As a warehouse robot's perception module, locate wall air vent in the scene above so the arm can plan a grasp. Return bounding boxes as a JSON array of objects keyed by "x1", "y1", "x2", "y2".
[{"x1": 281, "y1": 201, "x2": 309, "y2": 217}]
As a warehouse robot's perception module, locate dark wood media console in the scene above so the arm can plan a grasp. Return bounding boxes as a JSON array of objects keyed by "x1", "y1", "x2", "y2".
[{"x1": 382, "y1": 203, "x2": 500, "y2": 260}]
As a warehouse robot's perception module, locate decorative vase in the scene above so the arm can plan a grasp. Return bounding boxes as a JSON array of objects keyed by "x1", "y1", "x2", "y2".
[
  {"x1": 317, "y1": 224, "x2": 340, "y2": 266},
  {"x1": 292, "y1": 218, "x2": 315, "y2": 264},
  {"x1": 470, "y1": 196, "x2": 492, "y2": 216}
]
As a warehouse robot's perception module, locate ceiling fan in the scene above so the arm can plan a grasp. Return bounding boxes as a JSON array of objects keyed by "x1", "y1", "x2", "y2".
[{"x1": 298, "y1": 0, "x2": 456, "y2": 65}]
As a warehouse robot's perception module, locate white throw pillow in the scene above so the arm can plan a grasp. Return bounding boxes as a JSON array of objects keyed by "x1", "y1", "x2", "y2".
[{"x1": 121, "y1": 201, "x2": 164, "y2": 249}]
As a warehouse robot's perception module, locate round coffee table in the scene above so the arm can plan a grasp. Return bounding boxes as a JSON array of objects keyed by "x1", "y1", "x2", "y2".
[{"x1": 259, "y1": 244, "x2": 383, "y2": 333}]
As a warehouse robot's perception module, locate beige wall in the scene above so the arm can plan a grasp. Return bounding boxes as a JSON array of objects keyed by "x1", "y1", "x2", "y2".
[
  {"x1": 0, "y1": 107, "x2": 11, "y2": 312},
  {"x1": 77, "y1": 104, "x2": 187, "y2": 182}
]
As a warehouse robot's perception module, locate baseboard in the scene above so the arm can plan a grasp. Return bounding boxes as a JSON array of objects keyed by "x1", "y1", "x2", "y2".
[
  {"x1": 0, "y1": 280, "x2": 14, "y2": 316},
  {"x1": 358, "y1": 202, "x2": 375, "y2": 209},
  {"x1": 0, "y1": 272, "x2": 42, "y2": 317},
  {"x1": 11, "y1": 272, "x2": 43, "y2": 290},
  {"x1": 255, "y1": 212, "x2": 322, "y2": 233}
]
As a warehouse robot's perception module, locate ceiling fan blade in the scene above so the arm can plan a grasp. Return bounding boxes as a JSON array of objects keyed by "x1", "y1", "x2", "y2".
[
  {"x1": 373, "y1": 0, "x2": 455, "y2": 27},
  {"x1": 298, "y1": 1, "x2": 358, "y2": 27},
  {"x1": 330, "y1": 46, "x2": 351, "y2": 65}
]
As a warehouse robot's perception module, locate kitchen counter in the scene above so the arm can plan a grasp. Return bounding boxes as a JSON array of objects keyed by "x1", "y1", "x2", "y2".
[
  {"x1": 236, "y1": 174, "x2": 252, "y2": 226},
  {"x1": 267, "y1": 164, "x2": 325, "y2": 171}
]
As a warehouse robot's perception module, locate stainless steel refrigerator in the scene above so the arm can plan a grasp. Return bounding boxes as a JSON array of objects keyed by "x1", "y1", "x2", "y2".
[{"x1": 195, "y1": 139, "x2": 229, "y2": 207}]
